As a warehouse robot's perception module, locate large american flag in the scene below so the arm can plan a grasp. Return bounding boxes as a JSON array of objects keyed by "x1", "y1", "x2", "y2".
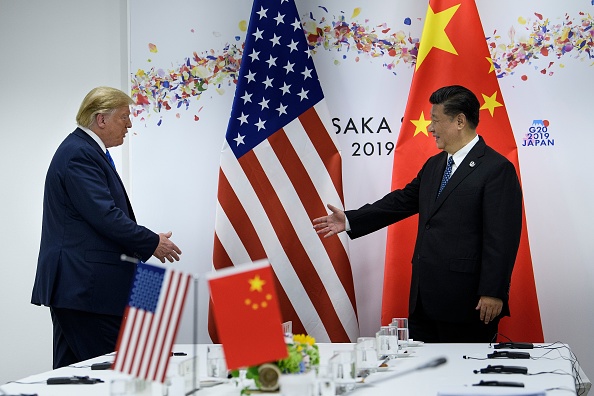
[
  {"x1": 212, "y1": 0, "x2": 359, "y2": 342},
  {"x1": 113, "y1": 262, "x2": 191, "y2": 383}
]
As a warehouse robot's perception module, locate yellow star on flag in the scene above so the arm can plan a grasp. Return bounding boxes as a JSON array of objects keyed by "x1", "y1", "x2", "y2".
[
  {"x1": 249, "y1": 274, "x2": 266, "y2": 292},
  {"x1": 411, "y1": 111, "x2": 432, "y2": 137},
  {"x1": 486, "y1": 57, "x2": 495, "y2": 74},
  {"x1": 480, "y1": 91, "x2": 503, "y2": 117},
  {"x1": 416, "y1": 4, "x2": 460, "y2": 70}
]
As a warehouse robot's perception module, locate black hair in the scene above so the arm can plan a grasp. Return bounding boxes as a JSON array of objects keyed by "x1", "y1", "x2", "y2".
[{"x1": 429, "y1": 85, "x2": 480, "y2": 129}]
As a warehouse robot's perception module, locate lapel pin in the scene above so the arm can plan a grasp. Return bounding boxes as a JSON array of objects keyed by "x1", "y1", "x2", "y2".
[{"x1": 469, "y1": 161, "x2": 476, "y2": 167}]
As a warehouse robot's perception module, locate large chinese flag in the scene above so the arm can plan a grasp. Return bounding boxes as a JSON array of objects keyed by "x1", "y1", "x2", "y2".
[{"x1": 382, "y1": 0, "x2": 543, "y2": 342}]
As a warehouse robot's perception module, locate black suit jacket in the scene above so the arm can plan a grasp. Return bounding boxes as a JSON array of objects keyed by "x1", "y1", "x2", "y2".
[
  {"x1": 31, "y1": 128, "x2": 159, "y2": 316},
  {"x1": 346, "y1": 136, "x2": 522, "y2": 323}
]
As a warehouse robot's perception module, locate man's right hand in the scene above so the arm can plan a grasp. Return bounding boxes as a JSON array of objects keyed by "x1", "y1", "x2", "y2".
[
  {"x1": 312, "y1": 204, "x2": 346, "y2": 238},
  {"x1": 153, "y1": 231, "x2": 182, "y2": 263}
]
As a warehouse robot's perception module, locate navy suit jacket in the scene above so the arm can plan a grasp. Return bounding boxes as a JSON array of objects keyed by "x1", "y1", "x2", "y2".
[
  {"x1": 346, "y1": 136, "x2": 522, "y2": 323},
  {"x1": 32, "y1": 128, "x2": 159, "y2": 316}
]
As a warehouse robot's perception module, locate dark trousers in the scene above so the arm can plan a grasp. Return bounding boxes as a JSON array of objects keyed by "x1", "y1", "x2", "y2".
[
  {"x1": 408, "y1": 296, "x2": 500, "y2": 343},
  {"x1": 50, "y1": 307, "x2": 122, "y2": 369}
]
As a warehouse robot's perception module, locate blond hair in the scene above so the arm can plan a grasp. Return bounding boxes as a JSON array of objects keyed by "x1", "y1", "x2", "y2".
[{"x1": 76, "y1": 87, "x2": 134, "y2": 128}]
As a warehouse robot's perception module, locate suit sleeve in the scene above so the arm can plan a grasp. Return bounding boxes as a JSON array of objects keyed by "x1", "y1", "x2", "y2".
[
  {"x1": 64, "y1": 149, "x2": 159, "y2": 261},
  {"x1": 346, "y1": 166, "x2": 423, "y2": 239},
  {"x1": 478, "y1": 160, "x2": 523, "y2": 301}
]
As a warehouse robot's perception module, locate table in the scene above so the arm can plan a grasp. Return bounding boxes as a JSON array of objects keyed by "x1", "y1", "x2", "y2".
[{"x1": 0, "y1": 343, "x2": 586, "y2": 395}]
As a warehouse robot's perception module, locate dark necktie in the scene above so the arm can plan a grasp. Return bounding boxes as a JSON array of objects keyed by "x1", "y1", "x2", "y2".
[
  {"x1": 437, "y1": 156, "x2": 454, "y2": 198},
  {"x1": 105, "y1": 149, "x2": 117, "y2": 171}
]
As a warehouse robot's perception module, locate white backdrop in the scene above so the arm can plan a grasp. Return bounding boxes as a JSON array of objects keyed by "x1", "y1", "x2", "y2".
[
  {"x1": 0, "y1": 0, "x2": 130, "y2": 384},
  {"x1": 128, "y1": 0, "x2": 594, "y2": 377},
  {"x1": 0, "y1": 0, "x2": 592, "y2": 386}
]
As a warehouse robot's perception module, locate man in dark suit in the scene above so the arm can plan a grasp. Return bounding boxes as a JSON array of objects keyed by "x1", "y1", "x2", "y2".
[
  {"x1": 31, "y1": 86, "x2": 182, "y2": 368},
  {"x1": 313, "y1": 85, "x2": 522, "y2": 343}
]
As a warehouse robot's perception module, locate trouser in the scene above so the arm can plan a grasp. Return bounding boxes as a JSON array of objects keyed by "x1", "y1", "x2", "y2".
[
  {"x1": 50, "y1": 307, "x2": 122, "y2": 369},
  {"x1": 408, "y1": 295, "x2": 500, "y2": 343}
]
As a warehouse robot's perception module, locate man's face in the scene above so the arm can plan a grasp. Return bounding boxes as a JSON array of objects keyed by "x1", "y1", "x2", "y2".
[
  {"x1": 428, "y1": 103, "x2": 462, "y2": 154},
  {"x1": 99, "y1": 106, "x2": 132, "y2": 148}
]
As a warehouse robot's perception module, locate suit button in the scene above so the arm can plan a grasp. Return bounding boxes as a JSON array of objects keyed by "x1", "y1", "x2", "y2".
[{"x1": 425, "y1": 224, "x2": 430, "y2": 230}]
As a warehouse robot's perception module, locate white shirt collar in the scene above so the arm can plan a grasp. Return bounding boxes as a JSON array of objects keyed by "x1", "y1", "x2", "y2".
[
  {"x1": 79, "y1": 125, "x2": 106, "y2": 153},
  {"x1": 450, "y1": 134, "x2": 479, "y2": 173}
]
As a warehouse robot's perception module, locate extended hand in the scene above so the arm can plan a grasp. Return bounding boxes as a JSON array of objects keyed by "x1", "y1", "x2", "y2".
[
  {"x1": 312, "y1": 204, "x2": 346, "y2": 238},
  {"x1": 153, "y1": 231, "x2": 182, "y2": 263},
  {"x1": 476, "y1": 296, "x2": 503, "y2": 324}
]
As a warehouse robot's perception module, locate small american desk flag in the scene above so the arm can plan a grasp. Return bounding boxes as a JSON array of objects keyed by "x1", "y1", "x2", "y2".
[
  {"x1": 212, "y1": 0, "x2": 358, "y2": 343},
  {"x1": 113, "y1": 262, "x2": 192, "y2": 383}
]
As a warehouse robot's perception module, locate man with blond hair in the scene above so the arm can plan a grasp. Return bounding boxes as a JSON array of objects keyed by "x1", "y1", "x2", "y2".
[{"x1": 32, "y1": 86, "x2": 182, "y2": 368}]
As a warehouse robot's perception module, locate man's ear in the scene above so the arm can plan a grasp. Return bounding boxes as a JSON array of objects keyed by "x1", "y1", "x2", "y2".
[
  {"x1": 457, "y1": 113, "x2": 466, "y2": 129},
  {"x1": 95, "y1": 113, "x2": 107, "y2": 128}
]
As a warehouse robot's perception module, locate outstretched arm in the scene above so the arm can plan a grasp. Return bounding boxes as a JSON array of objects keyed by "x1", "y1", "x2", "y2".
[
  {"x1": 312, "y1": 204, "x2": 346, "y2": 238},
  {"x1": 153, "y1": 231, "x2": 182, "y2": 263}
]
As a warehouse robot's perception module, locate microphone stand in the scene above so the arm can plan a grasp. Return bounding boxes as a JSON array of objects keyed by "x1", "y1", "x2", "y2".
[
  {"x1": 353, "y1": 357, "x2": 447, "y2": 391},
  {"x1": 189, "y1": 275, "x2": 200, "y2": 395}
]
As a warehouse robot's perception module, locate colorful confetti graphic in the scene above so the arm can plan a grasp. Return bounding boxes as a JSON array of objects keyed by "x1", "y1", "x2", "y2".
[
  {"x1": 488, "y1": 11, "x2": 594, "y2": 78},
  {"x1": 131, "y1": 9, "x2": 594, "y2": 126},
  {"x1": 302, "y1": 11, "x2": 418, "y2": 70},
  {"x1": 132, "y1": 43, "x2": 243, "y2": 125}
]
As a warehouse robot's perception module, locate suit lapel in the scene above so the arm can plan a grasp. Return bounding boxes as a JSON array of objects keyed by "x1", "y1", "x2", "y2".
[
  {"x1": 74, "y1": 129, "x2": 122, "y2": 179},
  {"x1": 427, "y1": 152, "x2": 449, "y2": 211},
  {"x1": 431, "y1": 137, "x2": 486, "y2": 213},
  {"x1": 73, "y1": 128, "x2": 136, "y2": 221}
]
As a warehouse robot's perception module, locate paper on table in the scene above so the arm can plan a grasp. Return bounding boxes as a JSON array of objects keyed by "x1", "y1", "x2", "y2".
[{"x1": 437, "y1": 386, "x2": 545, "y2": 396}]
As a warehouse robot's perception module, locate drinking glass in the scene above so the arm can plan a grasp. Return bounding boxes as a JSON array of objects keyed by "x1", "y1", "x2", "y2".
[
  {"x1": 110, "y1": 378, "x2": 150, "y2": 396},
  {"x1": 376, "y1": 326, "x2": 399, "y2": 360},
  {"x1": 328, "y1": 350, "x2": 356, "y2": 395},
  {"x1": 206, "y1": 344, "x2": 227, "y2": 378},
  {"x1": 390, "y1": 317, "x2": 409, "y2": 348},
  {"x1": 355, "y1": 337, "x2": 378, "y2": 377}
]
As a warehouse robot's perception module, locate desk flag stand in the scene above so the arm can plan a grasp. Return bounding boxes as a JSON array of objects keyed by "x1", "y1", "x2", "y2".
[{"x1": 190, "y1": 274, "x2": 199, "y2": 395}]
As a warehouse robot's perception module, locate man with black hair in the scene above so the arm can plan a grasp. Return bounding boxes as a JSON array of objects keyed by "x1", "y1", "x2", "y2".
[{"x1": 314, "y1": 85, "x2": 522, "y2": 343}]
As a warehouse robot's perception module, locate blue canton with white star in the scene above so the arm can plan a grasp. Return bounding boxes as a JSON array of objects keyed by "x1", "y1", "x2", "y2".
[
  {"x1": 129, "y1": 262, "x2": 165, "y2": 312},
  {"x1": 226, "y1": 0, "x2": 324, "y2": 159}
]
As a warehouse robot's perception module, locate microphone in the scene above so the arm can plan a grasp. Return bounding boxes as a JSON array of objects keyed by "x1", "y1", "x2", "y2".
[
  {"x1": 473, "y1": 365, "x2": 528, "y2": 374},
  {"x1": 417, "y1": 357, "x2": 447, "y2": 370},
  {"x1": 120, "y1": 254, "x2": 140, "y2": 264},
  {"x1": 493, "y1": 342, "x2": 533, "y2": 349},
  {"x1": 487, "y1": 351, "x2": 530, "y2": 359},
  {"x1": 360, "y1": 356, "x2": 447, "y2": 386}
]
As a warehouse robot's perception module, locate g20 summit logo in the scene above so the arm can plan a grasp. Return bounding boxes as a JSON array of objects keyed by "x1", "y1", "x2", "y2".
[{"x1": 522, "y1": 120, "x2": 554, "y2": 147}]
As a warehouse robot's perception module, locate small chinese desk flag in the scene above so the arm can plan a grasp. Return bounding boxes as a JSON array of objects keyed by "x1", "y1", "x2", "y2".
[
  {"x1": 207, "y1": 260, "x2": 288, "y2": 370},
  {"x1": 112, "y1": 262, "x2": 192, "y2": 383}
]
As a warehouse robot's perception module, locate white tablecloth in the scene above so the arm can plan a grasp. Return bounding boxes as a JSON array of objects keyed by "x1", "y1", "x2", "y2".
[{"x1": 0, "y1": 343, "x2": 587, "y2": 396}]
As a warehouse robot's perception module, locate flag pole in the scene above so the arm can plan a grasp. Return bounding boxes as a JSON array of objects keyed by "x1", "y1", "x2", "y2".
[{"x1": 189, "y1": 274, "x2": 200, "y2": 395}]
